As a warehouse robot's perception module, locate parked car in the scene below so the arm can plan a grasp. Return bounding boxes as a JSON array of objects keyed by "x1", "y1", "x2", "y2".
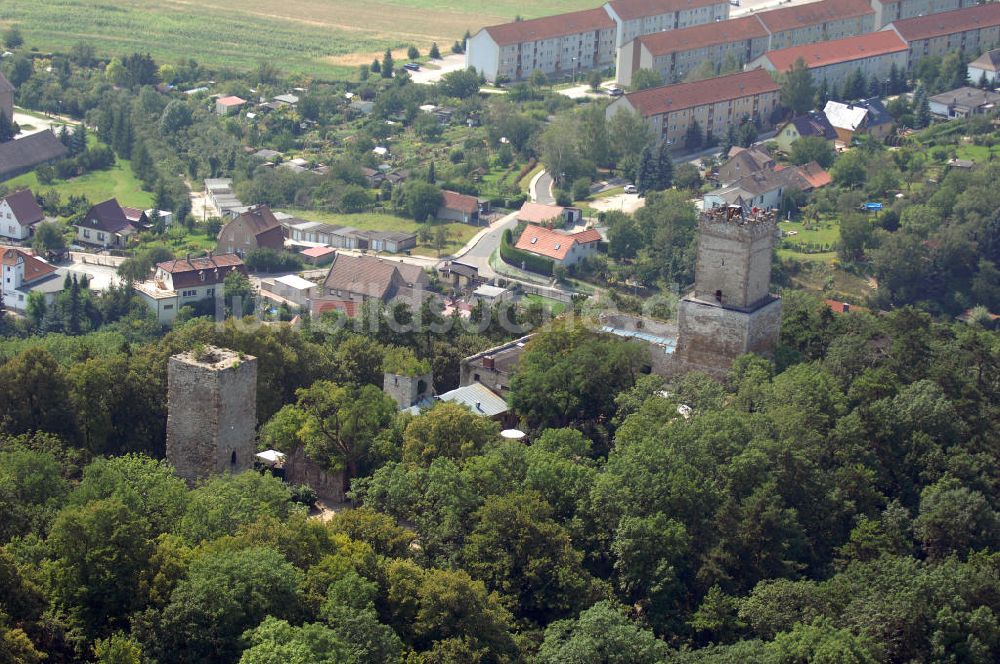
[
  {"x1": 403, "y1": 62, "x2": 420, "y2": 71},
  {"x1": 624, "y1": 184, "x2": 637, "y2": 194},
  {"x1": 608, "y1": 87, "x2": 624, "y2": 97}
]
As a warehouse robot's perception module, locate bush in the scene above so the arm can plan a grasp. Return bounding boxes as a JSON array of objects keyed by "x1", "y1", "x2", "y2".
[
  {"x1": 500, "y1": 228, "x2": 554, "y2": 276},
  {"x1": 288, "y1": 484, "x2": 318, "y2": 507},
  {"x1": 572, "y1": 177, "x2": 591, "y2": 202},
  {"x1": 244, "y1": 248, "x2": 304, "y2": 273}
]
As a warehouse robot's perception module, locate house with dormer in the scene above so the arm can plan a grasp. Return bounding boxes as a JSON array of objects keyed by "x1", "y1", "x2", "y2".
[
  {"x1": 73, "y1": 199, "x2": 136, "y2": 249},
  {"x1": 133, "y1": 253, "x2": 248, "y2": 323}
]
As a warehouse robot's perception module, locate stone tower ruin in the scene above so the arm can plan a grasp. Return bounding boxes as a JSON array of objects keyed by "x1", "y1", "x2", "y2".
[
  {"x1": 674, "y1": 204, "x2": 782, "y2": 377},
  {"x1": 383, "y1": 369, "x2": 434, "y2": 410},
  {"x1": 166, "y1": 345, "x2": 257, "y2": 483}
]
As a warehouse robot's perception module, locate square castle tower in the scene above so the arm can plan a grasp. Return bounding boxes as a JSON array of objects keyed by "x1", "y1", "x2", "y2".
[
  {"x1": 166, "y1": 346, "x2": 257, "y2": 483},
  {"x1": 674, "y1": 205, "x2": 782, "y2": 377}
]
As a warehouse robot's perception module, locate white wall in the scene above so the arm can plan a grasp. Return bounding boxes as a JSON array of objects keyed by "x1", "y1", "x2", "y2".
[{"x1": 466, "y1": 31, "x2": 501, "y2": 82}]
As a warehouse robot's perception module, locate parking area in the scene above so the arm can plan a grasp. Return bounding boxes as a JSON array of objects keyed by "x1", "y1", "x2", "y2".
[{"x1": 408, "y1": 53, "x2": 467, "y2": 85}]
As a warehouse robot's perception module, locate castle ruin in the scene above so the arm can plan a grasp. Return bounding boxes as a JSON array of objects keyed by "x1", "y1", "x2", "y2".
[
  {"x1": 166, "y1": 345, "x2": 257, "y2": 483},
  {"x1": 673, "y1": 205, "x2": 782, "y2": 377}
]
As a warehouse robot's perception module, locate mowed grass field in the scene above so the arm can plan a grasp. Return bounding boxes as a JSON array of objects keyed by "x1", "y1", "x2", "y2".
[{"x1": 0, "y1": 0, "x2": 598, "y2": 79}]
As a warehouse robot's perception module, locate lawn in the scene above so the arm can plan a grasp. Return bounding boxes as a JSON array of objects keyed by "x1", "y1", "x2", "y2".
[
  {"x1": 778, "y1": 218, "x2": 840, "y2": 254},
  {"x1": 522, "y1": 293, "x2": 567, "y2": 315},
  {"x1": 1, "y1": 0, "x2": 598, "y2": 79},
  {"x1": 3, "y1": 159, "x2": 154, "y2": 209},
  {"x1": 954, "y1": 143, "x2": 1000, "y2": 163},
  {"x1": 281, "y1": 208, "x2": 478, "y2": 257}
]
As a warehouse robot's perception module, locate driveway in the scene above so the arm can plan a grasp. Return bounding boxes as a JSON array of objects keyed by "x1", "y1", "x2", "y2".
[
  {"x1": 12, "y1": 108, "x2": 74, "y2": 138},
  {"x1": 448, "y1": 212, "x2": 519, "y2": 279},
  {"x1": 408, "y1": 53, "x2": 467, "y2": 85}
]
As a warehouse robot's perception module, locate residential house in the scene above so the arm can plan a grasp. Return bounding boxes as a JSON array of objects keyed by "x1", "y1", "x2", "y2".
[
  {"x1": 0, "y1": 189, "x2": 45, "y2": 241},
  {"x1": 605, "y1": 69, "x2": 781, "y2": 149},
  {"x1": 517, "y1": 201, "x2": 583, "y2": 226},
  {"x1": 215, "y1": 95, "x2": 246, "y2": 116},
  {"x1": 782, "y1": 161, "x2": 834, "y2": 191},
  {"x1": 774, "y1": 112, "x2": 838, "y2": 152},
  {"x1": 514, "y1": 225, "x2": 602, "y2": 266},
  {"x1": 883, "y1": 4, "x2": 1000, "y2": 69},
  {"x1": 216, "y1": 204, "x2": 286, "y2": 256},
  {"x1": 73, "y1": 199, "x2": 135, "y2": 249},
  {"x1": 134, "y1": 253, "x2": 248, "y2": 324},
  {"x1": 361, "y1": 167, "x2": 384, "y2": 188},
  {"x1": 871, "y1": 0, "x2": 978, "y2": 29},
  {"x1": 273, "y1": 93, "x2": 299, "y2": 106},
  {"x1": 437, "y1": 260, "x2": 480, "y2": 288},
  {"x1": 704, "y1": 168, "x2": 794, "y2": 210},
  {"x1": 928, "y1": 86, "x2": 1000, "y2": 118},
  {"x1": 824, "y1": 99, "x2": 894, "y2": 144},
  {"x1": 617, "y1": 16, "x2": 770, "y2": 87},
  {"x1": 748, "y1": 31, "x2": 908, "y2": 96},
  {"x1": 436, "y1": 382, "x2": 512, "y2": 424},
  {"x1": 0, "y1": 71, "x2": 12, "y2": 123},
  {"x1": 312, "y1": 253, "x2": 430, "y2": 317},
  {"x1": 1, "y1": 248, "x2": 61, "y2": 312},
  {"x1": 437, "y1": 190, "x2": 482, "y2": 224},
  {"x1": 718, "y1": 147, "x2": 775, "y2": 185},
  {"x1": 755, "y1": 0, "x2": 876, "y2": 51},
  {"x1": 968, "y1": 48, "x2": 1000, "y2": 85},
  {"x1": 0, "y1": 129, "x2": 70, "y2": 182}
]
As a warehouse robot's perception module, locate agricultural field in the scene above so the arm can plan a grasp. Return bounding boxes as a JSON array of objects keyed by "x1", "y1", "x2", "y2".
[{"x1": 0, "y1": 0, "x2": 597, "y2": 79}]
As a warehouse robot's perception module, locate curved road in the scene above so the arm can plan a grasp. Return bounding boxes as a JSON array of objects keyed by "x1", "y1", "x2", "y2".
[{"x1": 530, "y1": 170, "x2": 556, "y2": 205}]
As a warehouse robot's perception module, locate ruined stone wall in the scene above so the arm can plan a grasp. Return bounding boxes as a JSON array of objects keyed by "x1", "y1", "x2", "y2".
[
  {"x1": 674, "y1": 297, "x2": 782, "y2": 377},
  {"x1": 283, "y1": 446, "x2": 345, "y2": 503},
  {"x1": 166, "y1": 347, "x2": 257, "y2": 483},
  {"x1": 383, "y1": 371, "x2": 433, "y2": 409}
]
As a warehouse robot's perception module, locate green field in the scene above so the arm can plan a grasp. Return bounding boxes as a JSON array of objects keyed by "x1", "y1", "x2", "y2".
[
  {"x1": 282, "y1": 208, "x2": 478, "y2": 257},
  {"x1": 778, "y1": 219, "x2": 840, "y2": 254},
  {"x1": 3, "y1": 159, "x2": 154, "y2": 209},
  {"x1": 0, "y1": 0, "x2": 597, "y2": 79}
]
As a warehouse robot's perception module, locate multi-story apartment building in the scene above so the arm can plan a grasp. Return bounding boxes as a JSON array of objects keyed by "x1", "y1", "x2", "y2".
[
  {"x1": 749, "y1": 30, "x2": 908, "y2": 94},
  {"x1": 603, "y1": 0, "x2": 730, "y2": 48},
  {"x1": 617, "y1": 16, "x2": 770, "y2": 86},
  {"x1": 466, "y1": 0, "x2": 729, "y2": 82},
  {"x1": 883, "y1": 4, "x2": 1000, "y2": 68},
  {"x1": 756, "y1": 0, "x2": 876, "y2": 50},
  {"x1": 870, "y1": 0, "x2": 979, "y2": 29},
  {"x1": 465, "y1": 8, "x2": 617, "y2": 82},
  {"x1": 605, "y1": 69, "x2": 781, "y2": 149}
]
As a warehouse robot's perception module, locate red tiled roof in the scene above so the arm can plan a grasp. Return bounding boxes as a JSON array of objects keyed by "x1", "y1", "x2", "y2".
[
  {"x1": 825, "y1": 299, "x2": 868, "y2": 314},
  {"x1": 762, "y1": 31, "x2": 907, "y2": 72},
  {"x1": 757, "y1": 0, "x2": 873, "y2": 33},
  {"x1": 888, "y1": 4, "x2": 1000, "y2": 42},
  {"x1": 515, "y1": 225, "x2": 581, "y2": 261},
  {"x1": 217, "y1": 95, "x2": 246, "y2": 106},
  {"x1": 607, "y1": 0, "x2": 724, "y2": 21},
  {"x1": 1, "y1": 189, "x2": 44, "y2": 226},
  {"x1": 121, "y1": 206, "x2": 148, "y2": 224},
  {"x1": 620, "y1": 69, "x2": 779, "y2": 117},
  {"x1": 441, "y1": 190, "x2": 479, "y2": 215},
  {"x1": 795, "y1": 162, "x2": 833, "y2": 189},
  {"x1": 482, "y1": 7, "x2": 614, "y2": 46},
  {"x1": 315, "y1": 299, "x2": 359, "y2": 318},
  {"x1": 636, "y1": 16, "x2": 769, "y2": 56},
  {"x1": 1, "y1": 248, "x2": 57, "y2": 283},
  {"x1": 157, "y1": 253, "x2": 247, "y2": 288},
  {"x1": 572, "y1": 228, "x2": 603, "y2": 244},
  {"x1": 518, "y1": 202, "x2": 566, "y2": 224}
]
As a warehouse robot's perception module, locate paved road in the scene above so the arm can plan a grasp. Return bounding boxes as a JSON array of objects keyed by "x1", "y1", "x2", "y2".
[
  {"x1": 447, "y1": 212, "x2": 519, "y2": 279},
  {"x1": 530, "y1": 170, "x2": 556, "y2": 204}
]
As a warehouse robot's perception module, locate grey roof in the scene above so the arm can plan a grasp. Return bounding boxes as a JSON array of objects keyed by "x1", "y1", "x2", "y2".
[
  {"x1": 969, "y1": 48, "x2": 1000, "y2": 73},
  {"x1": 0, "y1": 131, "x2": 70, "y2": 181},
  {"x1": 436, "y1": 382, "x2": 509, "y2": 417},
  {"x1": 928, "y1": 87, "x2": 1000, "y2": 111}
]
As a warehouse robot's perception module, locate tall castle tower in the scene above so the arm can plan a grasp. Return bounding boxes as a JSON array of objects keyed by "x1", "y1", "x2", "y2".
[
  {"x1": 674, "y1": 205, "x2": 782, "y2": 377},
  {"x1": 166, "y1": 346, "x2": 257, "y2": 483}
]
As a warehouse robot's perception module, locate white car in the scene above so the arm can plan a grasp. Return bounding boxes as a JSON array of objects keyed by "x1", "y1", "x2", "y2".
[{"x1": 624, "y1": 184, "x2": 637, "y2": 194}]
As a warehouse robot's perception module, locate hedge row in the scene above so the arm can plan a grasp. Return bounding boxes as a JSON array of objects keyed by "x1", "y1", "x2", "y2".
[{"x1": 500, "y1": 228, "x2": 554, "y2": 276}]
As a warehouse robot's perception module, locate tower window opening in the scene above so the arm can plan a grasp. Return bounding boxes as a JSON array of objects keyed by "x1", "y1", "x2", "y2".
[
  {"x1": 715, "y1": 289, "x2": 723, "y2": 303},
  {"x1": 231, "y1": 450, "x2": 237, "y2": 466}
]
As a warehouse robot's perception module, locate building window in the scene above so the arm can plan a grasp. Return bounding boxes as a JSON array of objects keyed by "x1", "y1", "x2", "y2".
[{"x1": 163, "y1": 304, "x2": 174, "y2": 310}]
